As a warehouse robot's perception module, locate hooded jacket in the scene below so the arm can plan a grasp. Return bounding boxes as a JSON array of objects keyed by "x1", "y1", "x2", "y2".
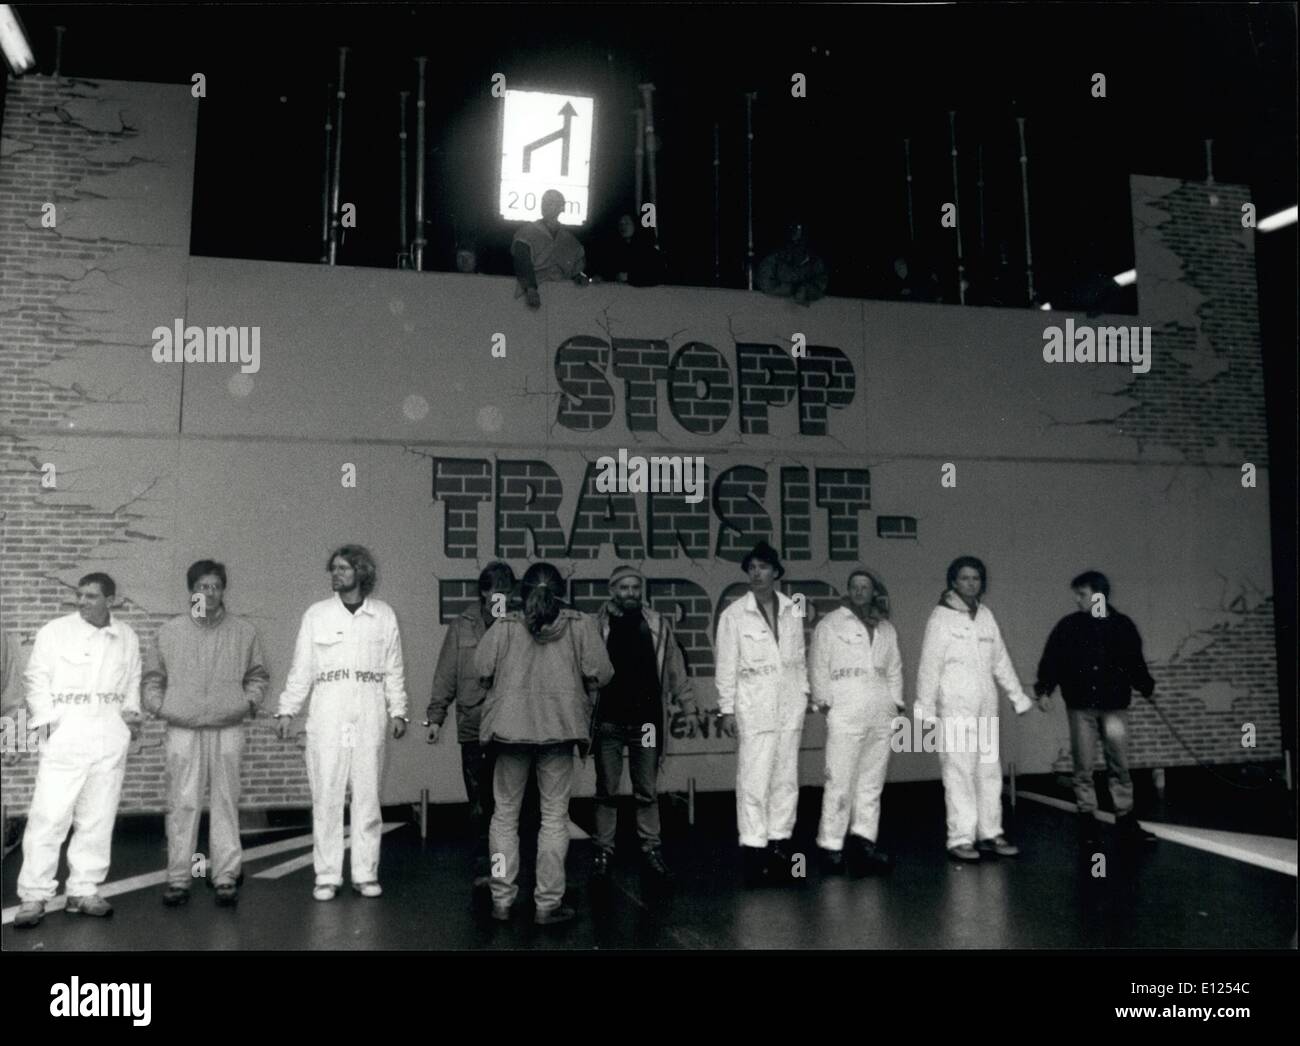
[
  {"x1": 915, "y1": 591, "x2": 1034, "y2": 720},
  {"x1": 1034, "y1": 608, "x2": 1155, "y2": 711},
  {"x1": 475, "y1": 608, "x2": 614, "y2": 749},
  {"x1": 426, "y1": 605, "x2": 494, "y2": 743},
  {"x1": 714, "y1": 589, "x2": 810, "y2": 733},
  {"x1": 594, "y1": 601, "x2": 697, "y2": 767},
  {"x1": 810, "y1": 604, "x2": 904, "y2": 726}
]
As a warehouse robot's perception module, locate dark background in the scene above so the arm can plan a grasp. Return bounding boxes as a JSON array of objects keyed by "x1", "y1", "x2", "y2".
[{"x1": 5, "y1": 2, "x2": 1297, "y2": 756}]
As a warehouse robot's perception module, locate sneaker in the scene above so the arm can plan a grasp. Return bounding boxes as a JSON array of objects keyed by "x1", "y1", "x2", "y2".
[
  {"x1": 591, "y1": 848, "x2": 612, "y2": 880},
  {"x1": 162, "y1": 885, "x2": 191, "y2": 907},
  {"x1": 847, "y1": 836, "x2": 892, "y2": 877},
  {"x1": 534, "y1": 905, "x2": 576, "y2": 926},
  {"x1": 490, "y1": 902, "x2": 512, "y2": 922},
  {"x1": 312, "y1": 884, "x2": 338, "y2": 901},
  {"x1": 214, "y1": 883, "x2": 239, "y2": 906},
  {"x1": 977, "y1": 835, "x2": 1020, "y2": 858},
  {"x1": 642, "y1": 847, "x2": 673, "y2": 881},
  {"x1": 65, "y1": 894, "x2": 113, "y2": 917},
  {"x1": 947, "y1": 844, "x2": 981, "y2": 862},
  {"x1": 351, "y1": 881, "x2": 383, "y2": 898},
  {"x1": 13, "y1": 901, "x2": 45, "y2": 928}
]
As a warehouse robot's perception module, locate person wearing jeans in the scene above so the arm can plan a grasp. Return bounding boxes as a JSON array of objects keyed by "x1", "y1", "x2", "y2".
[
  {"x1": 592, "y1": 564, "x2": 696, "y2": 884},
  {"x1": 474, "y1": 562, "x2": 613, "y2": 926},
  {"x1": 1034, "y1": 570, "x2": 1157, "y2": 849}
]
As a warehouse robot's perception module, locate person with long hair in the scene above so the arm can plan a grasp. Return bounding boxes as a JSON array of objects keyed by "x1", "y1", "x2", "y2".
[
  {"x1": 474, "y1": 562, "x2": 613, "y2": 925},
  {"x1": 915, "y1": 556, "x2": 1034, "y2": 862},
  {"x1": 810, "y1": 566, "x2": 903, "y2": 876}
]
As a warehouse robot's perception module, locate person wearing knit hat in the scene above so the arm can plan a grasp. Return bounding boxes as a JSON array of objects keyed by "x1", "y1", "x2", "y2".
[
  {"x1": 809, "y1": 566, "x2": 903, "y2": 876},
  {"x1": 592, "y1": 563, "x2": 696, "y2": 886},
  {"x1": 714, "y1": 540, "x2": 810, "y2": 887}
]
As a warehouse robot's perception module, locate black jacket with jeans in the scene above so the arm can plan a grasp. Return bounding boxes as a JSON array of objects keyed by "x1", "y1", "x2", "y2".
[{"x1": 1034, "y1": 609, "x2": 1155, "y2": 711}]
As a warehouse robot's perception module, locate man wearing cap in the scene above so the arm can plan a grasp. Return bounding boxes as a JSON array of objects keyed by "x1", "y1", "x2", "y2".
[
  {"x1": 810, "y1": 566, "x2": 903, "y2": 876},
  {"x1": 714, "y1": 541, "x2": 811, "y2": 886},
  {"x1": 592, "y1": 565, "x2": 696, "y2": 885}
]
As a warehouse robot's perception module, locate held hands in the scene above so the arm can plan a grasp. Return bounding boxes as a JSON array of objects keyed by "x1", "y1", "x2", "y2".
[
  {"x1": 391, "y1": 717, "x2": 407, "y2": 740},
  {"x1": 120, "y1": 709, "x2": 143, "y2": 740},
  {"x1": 275, "y1": 715, "x2": 294, "y2": 741},
  {"x1": 426, "y1": 722, "x2": 441, "y2": 744},
  {"x1": 717, "y1": 713, "x2": 738, "y2": 739},
  {"x1": 525, "y1": 288, "x2": 541, "y2": 309}
]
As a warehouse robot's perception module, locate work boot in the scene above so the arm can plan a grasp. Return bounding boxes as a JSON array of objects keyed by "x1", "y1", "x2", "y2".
[
  {"x1": 13, "y1": 901, "x2": 45, "y2": 928},
  {"x1": 214, "y1": 882, "x2": 239, "y2": 907},
  {"x1": 162, "y1": 885, "x2": 191, "y2": 907},
  {"x1": 534, "y1": 905, "x2": 576, "y2": 926},
  {"x1": 947, "y1": 844, "x2": 981, "y2": 862},
  {"x1": 1116, "y1": 813, "x2": 1158, "y2": 845},
  {"x1": 741, "y1": 846, "x2": 771, "y2": 888},
  {"x1": 819, "y1": 847, "x2": 846, "y2": 875},
  {"x1": 847, "y1": 836, "x2": 892, "y2": 877},
  {"x1": 766, "y1": 839, "x2": 798, "y2": 883},
  {"x1": 591, "y1": 847, "x2": 612, "y2": 881},
  {"x1": 65, "y1": 894, "x2": 113, "y2": 917},
  {"x1": 977, "y1": 835, "x2": 1020, "y2": 858},
  {"x1": 642, "y1": 847, "x2": 673, "y2": 882}
]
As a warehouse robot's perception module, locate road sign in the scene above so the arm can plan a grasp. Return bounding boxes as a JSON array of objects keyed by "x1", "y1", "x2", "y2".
[{"x1": 499, "y1": 89, "x2": 593, "y2": 226}]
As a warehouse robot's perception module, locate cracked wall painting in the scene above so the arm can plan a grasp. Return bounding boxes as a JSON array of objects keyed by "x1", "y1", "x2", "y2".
[{"x1": 0, "y1": 78, "x2": 1279, "y2": 811}]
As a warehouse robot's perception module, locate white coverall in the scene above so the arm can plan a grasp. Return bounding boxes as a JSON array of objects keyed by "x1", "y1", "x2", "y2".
[
  {"x1": 810, "y1": 607, "x2": 904, "y2": 850},
  {"x1": 715, "y1": 590, "x2": 810, "y2": 848},
  {"x1": 18, "y1": 612, "x2": 141, "y2": 902},
  {"x1": 277, "y1": 595, "x2": 408, "y2": 887},
  {"x1": 915, "y1": 592, "x2": 1034, "y2": 849}
]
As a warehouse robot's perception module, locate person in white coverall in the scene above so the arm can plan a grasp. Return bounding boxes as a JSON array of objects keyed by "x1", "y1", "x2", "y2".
[
  {"x1": 275, "y1": 545, "x2": 409, "y2": 900},
  {"x1": 810, "y1": 566, "x2": 903, "y2": 877},
  {"x1": 714, "y1": 541, "x2": 810, "y2": 887},
  {"x1": 915, "y1": 556, "x2": 1035, "y2": 862},
  {"x1": 14, "y1": 573, "x2": 143, "y2": 928}
]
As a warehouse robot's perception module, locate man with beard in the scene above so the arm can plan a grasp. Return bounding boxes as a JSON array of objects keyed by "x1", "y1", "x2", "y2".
[
  {"x1": 810, "y1": 566, "x2": 903, "y2": 876},
  {"x1": 592, "y1": 565, "x2": 696, "y2": 884}
]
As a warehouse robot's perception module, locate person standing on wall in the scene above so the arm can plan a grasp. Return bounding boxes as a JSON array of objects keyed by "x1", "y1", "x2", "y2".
[
  {"x1": 474, "y1": 562, "x2": 613, "y2": 926},
  {"x1": 426, "y1": 561, "x2": 518, "y2": 890},
  {"x1": 915, "y1": 556, "x2": 1035, "y2": 862},
  {"x1": 810, "y1": 566, "x2": 903, "y2": 877},
  {"x1": 13, "y1": 573, "x2": 143, "y2": 928},
  {"x1": 1033, "y1": 570, "x2": 1159, "y2": 851},
  {"x1": 275, "y1": 545, "x2": 409, "y2": 901},
  {"x1": 714, "y1": 541, "x2": 811, "y2": 887},
  {"x1": 142, "y1": 559, "x2": 270, "y2": 908},
  {"x1": 591, "y1": 564, "x2": 697, "y2": 886}
]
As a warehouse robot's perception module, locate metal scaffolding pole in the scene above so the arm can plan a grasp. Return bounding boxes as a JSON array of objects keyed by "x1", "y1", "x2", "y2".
[
  {"x1": 413, "y1": 56, "x2": 427, "y2": 271},
  {"x1": 1016, "y1": 116, "x2": 1035, "y2": 305},
  {"x1": 904, "y1": 137, "x2": 914, "y2": 245},
  {"x1": 712, "y1": 121, "x2": 721, "y2": 284},
  {"x1": 326, "y1": 47, "x2": 349, "y2": 266},
  {"x1": 634, "y1": 108, "x2": 645, "y2": 214},
  {"x1": 398, "y1": 91, "x2": 410, "y2": 268},
  {"x1": 320, "y1": 81, "x2": 333, "y2": 262},
  {"x1": 744, "y1": 91, "x2": 756, "y2": 290},
  {"x1": 948, "y1": 111, "x2": 965, "y2": 305},
  {"x1": 639, "y1": 82, "x2": 658, "y2": 242}
]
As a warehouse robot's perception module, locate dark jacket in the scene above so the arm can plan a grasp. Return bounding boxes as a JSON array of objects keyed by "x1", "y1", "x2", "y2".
[
  {"x1": 1034, "y1": 609, "x2": 1155, "y2": 711},
  {"x1": 594, "y1": 601, "x2": 697, "y2": 768},
  {"x1": 426, "y1": 606, "x2": 493, "y2": 743}
]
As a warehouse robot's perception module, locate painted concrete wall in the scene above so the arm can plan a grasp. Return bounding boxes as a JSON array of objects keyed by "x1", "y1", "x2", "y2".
[{"x1": 1, "y1": 76, "x2": 1278, "y2": 812}]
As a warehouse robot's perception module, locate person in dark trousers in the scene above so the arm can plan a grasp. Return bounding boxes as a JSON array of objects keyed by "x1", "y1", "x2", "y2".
[
  {"x1": 592, "y1": 565, "x2": 696, "y2": 884},
  {"x1": 426, "y1": 562, "x2": 517, "y2": 889},
  {"x1": 1034, "y1": 570, "x2": 1158, "y2": 849}
]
